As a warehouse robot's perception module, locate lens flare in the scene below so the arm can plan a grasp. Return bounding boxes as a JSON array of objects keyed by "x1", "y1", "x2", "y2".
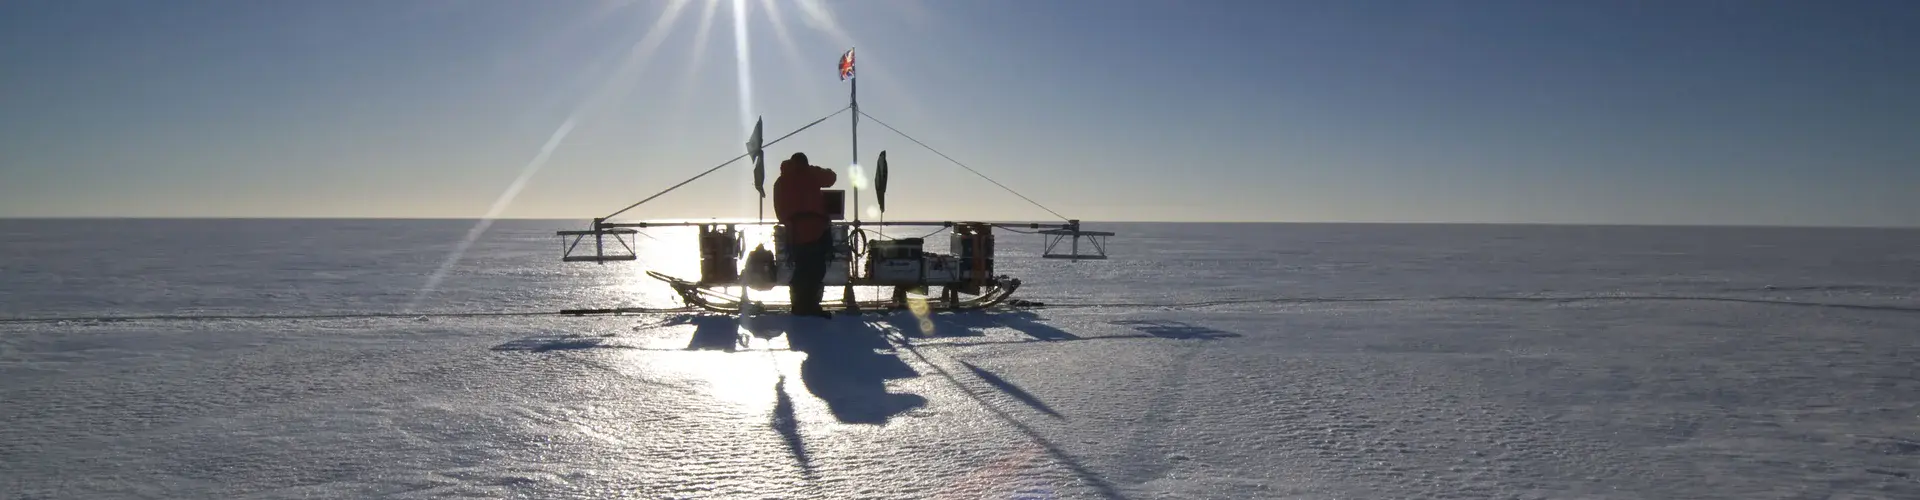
[
  {"x1": 906, "y1": 292, "x2": 935, "y2": 336},
  {"x1": 849, "y1": 163, "x2": 868, "y2": 190},
  {"x1": 408, "y1": 0, "x2": 691, "y2": 312},
  {"x1": 408, "y1": 117, "x2": 579, "y2": 313}
]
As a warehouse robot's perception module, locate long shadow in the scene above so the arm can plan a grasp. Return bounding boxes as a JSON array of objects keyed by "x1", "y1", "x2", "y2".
[
  {"x1": 890, "y1": 310, "x2": 1080, "y2": 341},
  {"x1": 790, "y1": 318, "x2": 927, "y2": 425},
  {"x1": 1062, "y1": 294, "x2": 1920, "y2": 314},
  {"x1": 11, "y1": 293, "x2": 1918, "y2": 326},
  {"x1": 893, "y1": 340, "x2": 1133, "y2": 500},
  {"x1": 993, "y1": 311, "x2": 1081, "y2": 341},
  {"x1": 492, "y1": 340, "x2": 771, "y2": 353},
  {"x1": 771, "y1": 375, "x2": 815, "y2": 479},
  {"x1": 490, "y1": 336, "x2": 613, "y2": 353},
  {"x1": 912, "y1": 334, "x2": 1161, "y2": 349},
  {"x1": 739, "y1": 313, "x2": 797, "y2": 341},
  {"x1": 1109, "y1": 320, "x2": 1242, "y2": 340},
  {"x1": 882, "y1": 310, "x2": 988, "y2": 338},
  {"x1": 958, "y1": 361, "x2": 1064, "y2": 420},
  {"x1": 903, "y1": 319, "x2": 1242, "y2": 349},
  {"x1": 685, "y1": 315, "x2": 745, "y2": 351},
  {"x1": 490, "y1": 316, "x2": 1244, "y2": 353},
  {"x1": 491, "y1": 312, "x2": 801, "y2": 353}
]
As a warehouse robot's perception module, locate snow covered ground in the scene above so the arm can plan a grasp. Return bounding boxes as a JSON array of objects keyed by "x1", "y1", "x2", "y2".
[{"x1": 2, "y1": 220, "x2": 1916, "y2": 499}]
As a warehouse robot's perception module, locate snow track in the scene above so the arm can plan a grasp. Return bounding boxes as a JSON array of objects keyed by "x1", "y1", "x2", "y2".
[{"x1": 4, "y1": 221, "x2": 1916, "y2": 498}]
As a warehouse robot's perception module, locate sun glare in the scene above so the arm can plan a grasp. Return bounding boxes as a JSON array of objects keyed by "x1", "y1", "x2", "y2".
[
  {"x1": 604, "y1": 340, "x2": 802, "y2": 412},
  {"x1": 756, "y1": 0, "x2": 825, "y2": 100},
  {"x1": 411, "y1": 0, "x2": 694, "y2": 312},
  {"x1": 731, "y1": 0, "x2": 756, "y2": 136},
  {"x1": 792, "y1": 0, "x2": 844, "y2": 38},
  {"x1": 408, "y1": 117, "x2": 580, "y2": 313},
  {"x1": 673, "y1": 0, "x2": 723, "y2": 106},
  {"x1": 848, "y1": 163, "x2": 869, "y2": 190},
  {"x1": 614, "y1": 227, "x2": 703, "y2": 308}
]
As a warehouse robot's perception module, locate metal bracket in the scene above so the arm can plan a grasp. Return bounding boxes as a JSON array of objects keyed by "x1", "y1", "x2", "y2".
[
  {"x1": 558, "y1": 220, "x2": 639, "y2": 263},
  {"x1": 1039, "y1": 220, "x2": 1112, "y2": 260}
]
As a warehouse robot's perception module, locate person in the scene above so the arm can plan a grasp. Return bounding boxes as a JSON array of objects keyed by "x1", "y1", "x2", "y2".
[{"x1": 772, "y1": 152, "x2": 837, "y2": 317}]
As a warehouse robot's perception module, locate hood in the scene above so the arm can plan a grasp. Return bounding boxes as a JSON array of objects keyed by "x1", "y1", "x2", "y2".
[{"x1": 780, "y1": 157, "x2": 809, "y2": 174}]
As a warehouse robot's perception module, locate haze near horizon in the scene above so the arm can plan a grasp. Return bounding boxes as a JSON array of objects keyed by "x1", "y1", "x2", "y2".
[{"x1": 2, "y1": 0, "x2": 1915, "y2": 226}]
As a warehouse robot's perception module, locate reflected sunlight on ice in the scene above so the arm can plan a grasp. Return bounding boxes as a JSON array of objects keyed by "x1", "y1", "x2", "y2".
[{"x1": 2, "y1": 220, "x2": 1917, "y2": 499}]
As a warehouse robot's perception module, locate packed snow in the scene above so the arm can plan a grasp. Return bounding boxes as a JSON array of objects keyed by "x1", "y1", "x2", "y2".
[{"x1": 2, "y1": 220, "x2": 1916, "y2": 499}]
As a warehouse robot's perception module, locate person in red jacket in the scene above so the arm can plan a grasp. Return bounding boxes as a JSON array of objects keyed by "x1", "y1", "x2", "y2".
[{"x1": 773, "y1": 152, "x2": 837, "y2": 317}]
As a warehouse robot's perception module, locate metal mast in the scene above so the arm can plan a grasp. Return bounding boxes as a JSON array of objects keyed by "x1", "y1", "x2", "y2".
[
  {"x1": 841, "y1": 47, "x2": 860, "y2": 310},
  {"x1": 849, "y1": 55, "x2": 859, "y2": 225}
]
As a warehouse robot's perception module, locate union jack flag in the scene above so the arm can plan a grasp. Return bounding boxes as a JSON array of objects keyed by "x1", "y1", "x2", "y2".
[{"x1": 838, "y1": 48, "x2": 855, "y2": 80}]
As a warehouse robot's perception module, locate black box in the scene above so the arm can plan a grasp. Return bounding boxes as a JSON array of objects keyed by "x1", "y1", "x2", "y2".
[
  {"x1": 869, "y1": 238, "x2": 922, "y2": 260},
  {"x1": 821, "y1": 190, "x2": 845, "y2": 220}
]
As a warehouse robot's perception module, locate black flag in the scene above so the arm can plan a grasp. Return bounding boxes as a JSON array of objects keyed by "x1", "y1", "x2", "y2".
[
  {"x1": 875, "y1": 151, "x2": 889, "y2": 212},
  {"x1": 747, "y1": 118, "x2": 765, "y2": 198}
]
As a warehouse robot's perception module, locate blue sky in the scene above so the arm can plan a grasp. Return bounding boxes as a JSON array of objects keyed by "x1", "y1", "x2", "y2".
[{"x1": 2, "y1": 0, "x2": 1915, "y2": 225}]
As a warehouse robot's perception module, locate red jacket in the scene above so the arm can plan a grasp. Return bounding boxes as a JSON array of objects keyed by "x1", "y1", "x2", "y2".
[{"x1": 773, "y1": 158, "x2": 837, "y2": 243}]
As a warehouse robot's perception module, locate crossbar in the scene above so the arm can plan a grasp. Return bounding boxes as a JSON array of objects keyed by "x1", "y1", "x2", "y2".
[
  {"x1": 594, "y1": 220, "x2": 1077, "y2": 229},
  {"x1": 1040, "y1": 228, "x2": 1111, "y2": 260},
  {"x1": 558, "y1": 227, "x2": 639, "y2": 264}
]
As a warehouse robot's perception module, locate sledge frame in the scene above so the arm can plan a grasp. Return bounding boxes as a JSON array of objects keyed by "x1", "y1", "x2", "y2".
[
  {"x1": 553, "y1": 49, "x2": 1111, "y2": 315},
  {"x1": 1040, "y1": 227, "x2": 1113, "y2": 260},
  {"x1": 648, "y1": 270, "x2": 1029, "y2": 314},
  {"x1": 557, "y1": 224, "x2": 639, "y2": 263},
  {"x1": 585, "y1": 219, "x2": 1053, "y2": 314}
]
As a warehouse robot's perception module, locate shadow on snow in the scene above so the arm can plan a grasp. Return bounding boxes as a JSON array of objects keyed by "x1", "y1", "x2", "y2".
[
  {"x1": 784, "y1": 317, "x2": 929, "y2": 425},
  {"x1": 771, "y1": 375, "x2": 814, "y2": 479},
  {"x1": 1108, "y1": 319, "x2": 1242, "y2": 340},
  {"x1": 883, "y1": 309, "x2": 1081, "y2": 341},
  {"x1": 957, "y1": 360, "x2": 1065, "y2": 420},
  {"x1": 489, "y1": 313, "x2": 1243, "y2": 354},
  {"x1": 485, "y1": 309, "x2": 1224, "y2": 500}
]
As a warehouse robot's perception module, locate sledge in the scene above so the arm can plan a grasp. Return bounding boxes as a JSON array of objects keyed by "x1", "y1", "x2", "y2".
[{"x1": 555, "y1": 48, "x2": 1111, "y2": 315}]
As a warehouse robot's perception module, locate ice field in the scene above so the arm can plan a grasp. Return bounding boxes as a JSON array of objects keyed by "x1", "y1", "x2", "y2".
[{"x1": 2, "y1": 219, "x2": 1916, "y2": 499}]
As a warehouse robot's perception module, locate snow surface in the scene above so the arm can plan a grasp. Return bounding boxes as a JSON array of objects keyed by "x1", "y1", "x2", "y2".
[{"x1": 2, "y1": 219, "x2": 1917, "y2": 499}]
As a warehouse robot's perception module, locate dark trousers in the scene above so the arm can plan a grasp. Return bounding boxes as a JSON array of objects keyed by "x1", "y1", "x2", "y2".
[{"x1": 787, "y1": 228, "x2": 832, "y2": 312}]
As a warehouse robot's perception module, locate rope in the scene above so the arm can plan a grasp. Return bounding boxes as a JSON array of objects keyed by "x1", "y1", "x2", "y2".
[
  {"x1": 0, "y1": 307, "x2": 706, "y2": 324},
  {"x1": 858, "y1": 110, "x2": 1070, "y2": 221},
  {"x1": 860, "y1": 226, "x2": 949, "y2": 241},
  {"x1": 603, "y1": 106, "x2": 851, "y2": 221},
  {"x1": 1027, "y1": 295, "x2": 1920, "y2": 313},
  {"x1": 0, "y1": 310, "x2": 558, "y2": 324},
  {"x1": 11, "y1": 294, "x2": 1911, "y2": 325}
]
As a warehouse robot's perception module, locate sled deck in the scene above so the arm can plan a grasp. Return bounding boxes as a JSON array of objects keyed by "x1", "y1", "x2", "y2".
[{"x1": 647, "y1": 271, "x2": 1030, "y2": 313}]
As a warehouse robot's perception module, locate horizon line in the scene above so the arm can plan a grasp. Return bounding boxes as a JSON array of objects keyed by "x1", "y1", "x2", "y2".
[{"x1": 1, "y1": 216, "x2": 1914, "y2": 230}]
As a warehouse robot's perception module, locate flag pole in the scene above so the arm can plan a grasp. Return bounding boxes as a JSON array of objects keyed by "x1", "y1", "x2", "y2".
[
  {"x1": 745, "y1": 117, "x2": 766, "y2": 316},
  {"x1": 850, "y1": 67, "x2": 860, "y2": 226},
  {"x1": 845, "y1": 48, "x2": 860, "y2": 311}
]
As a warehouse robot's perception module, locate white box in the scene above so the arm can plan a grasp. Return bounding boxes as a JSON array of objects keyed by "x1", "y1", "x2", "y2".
[{"x1": 869, "y1": 259, "x2": 923, "y2": 285}]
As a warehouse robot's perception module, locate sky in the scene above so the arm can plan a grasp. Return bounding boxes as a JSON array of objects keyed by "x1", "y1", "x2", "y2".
[{"x1": 1, "y1": 0, "x2": 1916, "y2": 226}]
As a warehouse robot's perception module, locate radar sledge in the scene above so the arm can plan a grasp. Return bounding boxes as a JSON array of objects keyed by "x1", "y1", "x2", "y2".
[{"x1": 557, "y1": 48, "x2": 1113, "y2": 315}]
